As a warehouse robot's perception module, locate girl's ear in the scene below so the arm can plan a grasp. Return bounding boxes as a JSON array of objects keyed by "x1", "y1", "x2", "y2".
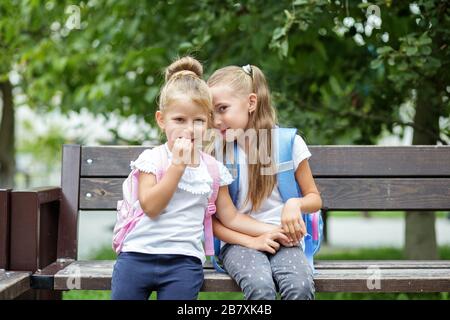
[
  {"x1": 248, "y1": 93, "x2": 257, "y2": 114},
  {"x1": 155, "y1": 110, "x2": 165, "y2": 130}
]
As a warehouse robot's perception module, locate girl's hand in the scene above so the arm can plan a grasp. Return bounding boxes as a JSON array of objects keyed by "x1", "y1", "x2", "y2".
[
  {"x1": 247, "y1": 231, "x2": 290, "y2": 254},
  {"x1": 269, "y1": 227, "x2": 295, "y2": 248},
  {"x1": 171, "y1": 137, "x2": 192, "y2": 168},
  {"x1": 281, "y1": 199, "x2": 306, "y2": 245},
  {"x1": 277, "y1": 236, "x2": 295, "y2": 248}
]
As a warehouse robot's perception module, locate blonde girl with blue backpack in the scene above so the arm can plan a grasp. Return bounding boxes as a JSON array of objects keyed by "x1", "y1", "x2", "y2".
[
  {"x1": 111, "y1": 57, "x2": 291, "y2": 300},
  {"x1": 208, "y1": 64, "x2": 323, "y2": 300}
]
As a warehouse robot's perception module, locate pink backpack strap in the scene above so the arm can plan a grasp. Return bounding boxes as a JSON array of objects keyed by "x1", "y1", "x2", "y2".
[
  {"x1": 200, "y1": 152, "x2": 220, "y2": 256},
  {"x1": 155, "y1": 144, "x2": 169, "y2": 182},
  {"x1": 113, "y1": 168, "x2": 143, "y2": 253}
]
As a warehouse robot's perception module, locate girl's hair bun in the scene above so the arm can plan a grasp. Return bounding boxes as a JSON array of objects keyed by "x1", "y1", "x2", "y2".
[{"x1": 165, "y1": 56, "x2": 203, "y2": 82}]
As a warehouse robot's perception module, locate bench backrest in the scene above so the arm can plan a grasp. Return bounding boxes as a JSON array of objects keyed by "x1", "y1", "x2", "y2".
[{"x1": 57, "y1": 144, "x2": 450, "y2": 260}]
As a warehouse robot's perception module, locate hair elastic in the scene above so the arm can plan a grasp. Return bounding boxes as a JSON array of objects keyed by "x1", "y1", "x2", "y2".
[{"x1": 242, "y1": 64, "x2": 253, "y2": 77}]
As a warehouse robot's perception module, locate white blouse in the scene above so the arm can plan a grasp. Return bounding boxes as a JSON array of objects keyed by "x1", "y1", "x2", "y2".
[
  {"x1": 235, "y1": 135, "x2": 311, "y2": 222},
  {"x1": 231, "y1": 135, "x2": 312, "y2": 249},
  {"x1": 121, "y1": 143, "x2": 233, "y2": 264}
]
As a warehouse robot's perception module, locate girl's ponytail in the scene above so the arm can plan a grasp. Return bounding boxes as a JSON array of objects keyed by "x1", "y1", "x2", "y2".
[
  {"x1": 208, "y1": 65, "x2": 278, "y2": 212},
  {"x1": 158, "y1": 56, "x2": 212, "y2": 126},
  {"x1": 247, "y1": 65, "x2": 277, "y2": 135},
  {"x1": 246, "y1": 65, "x2": 277, "y2": 212},
  {"x1": 165, "y1": 56, "x2": 203, "y2": 82}
]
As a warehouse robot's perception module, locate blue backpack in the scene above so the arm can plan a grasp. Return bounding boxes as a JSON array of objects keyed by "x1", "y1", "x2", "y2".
[{"x1": 212, "y1": 127, "x2": 323, "y2": 273}]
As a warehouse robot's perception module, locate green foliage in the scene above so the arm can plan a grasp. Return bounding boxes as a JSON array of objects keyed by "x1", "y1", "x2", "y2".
[
  {"x1": 269, "y1": 0, "x2": 449, "y2": 144},
  {"x1": 3, "y1": 0, "x2": 449, "y2": 145}
]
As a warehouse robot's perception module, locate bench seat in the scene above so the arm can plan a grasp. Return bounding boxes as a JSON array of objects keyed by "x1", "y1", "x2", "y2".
[
  {"x1": 0, "y1": 270, "x2": 31, "y2": 300},
  {"x1": 31, "y1": 260, "x2": 450, "y2": 293}
]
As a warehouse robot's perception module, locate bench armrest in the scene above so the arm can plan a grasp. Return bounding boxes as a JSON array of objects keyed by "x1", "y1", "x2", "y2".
[
  {"x1": 0, "y1": 189, "x2": 12, "y2": 270},
  {"x1": 9, "y1": 187, "x2": 62, "y2": 272},
  {"x1": 29, "y1": 186, "x2": 61, "y2": 204}
]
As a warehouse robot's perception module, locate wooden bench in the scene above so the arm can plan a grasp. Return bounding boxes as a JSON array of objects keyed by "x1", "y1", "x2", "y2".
[{"x1": 2, "y1": 144, "x2": 450, "y2": 299}]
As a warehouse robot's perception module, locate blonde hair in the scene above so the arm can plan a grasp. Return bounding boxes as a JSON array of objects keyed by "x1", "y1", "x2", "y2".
[
  {"x1": 208, "y1": 65, "x2": 278, "y2": 212},
  {"x1": 159, "y1": 56, "x2": 213, "y2": 126}
]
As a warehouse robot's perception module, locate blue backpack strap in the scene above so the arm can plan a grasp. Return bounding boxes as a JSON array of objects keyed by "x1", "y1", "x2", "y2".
[
  {"x1": 212, "y1": 241, "x2": 226, "y2": 273},
  {"x1": 275, "y1": 127, "x2": 301, "y2": 199},
  {"x1": 275, "y1": 128, "x2": 317, "y2": 273},
  {"x1": 211, "y1": 141, "x2": 240, "y2": 273},
  {"x1": 227, "y1": 141, "x2": 240, "y2": 205}
]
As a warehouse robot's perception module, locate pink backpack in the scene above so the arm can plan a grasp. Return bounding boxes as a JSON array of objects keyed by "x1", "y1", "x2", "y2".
[{"x1": 112, "y1": 144, "x2": 220, "y2": 255}]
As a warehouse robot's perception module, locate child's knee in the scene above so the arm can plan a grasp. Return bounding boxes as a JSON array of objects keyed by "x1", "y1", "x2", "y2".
[
  {"x1": 242, "y1": 276, "x2": 277, "y2": 300},
  {"x1": 280, "y1": 278, "x2": 315, "y2": 300}
]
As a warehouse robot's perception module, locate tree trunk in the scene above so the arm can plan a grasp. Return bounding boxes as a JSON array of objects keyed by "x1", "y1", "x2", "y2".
[
  {"x1": 405, "y1": 87, "x2": 439, "y2": 260},
  {"x1": 0, "y1": 80, "x2": 15, "y2": 188}
]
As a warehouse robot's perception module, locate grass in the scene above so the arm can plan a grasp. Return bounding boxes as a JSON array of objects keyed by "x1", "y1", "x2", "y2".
[{"x1": 63, "y1": 245, "x2": 450, "y2": 300}]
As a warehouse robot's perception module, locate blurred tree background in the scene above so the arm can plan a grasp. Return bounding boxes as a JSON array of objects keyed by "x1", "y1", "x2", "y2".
[{"x1": 0, "y1": 0, "x2": 449, "y2": 259}]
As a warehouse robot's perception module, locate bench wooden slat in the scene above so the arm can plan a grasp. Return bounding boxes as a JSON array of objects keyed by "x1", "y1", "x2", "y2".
[
  {"x1": 309, "y1": 146, "x2": 450, "y2": 177},
  {"x1": 203, "y1": 269, "x2": 450, "y2": 293},
  {"x1": 318, "y1": 178, "x2": 450, "y2": 210},
  {"x1": 80, "y1": 146, "x2": 450, "y2": 177},
  {"x1": 81, "y1": 146, "x2": 148, "y2": 177},
  {"x1": 79, "y1": 177, "x2": 450, "y2": 210},
  {"x1": 204, "y1": 260, "x2": 450, "y2": 269},
  {"x1": 314, "y1": 269, "x2": 450, "y2": 292},
  {"x1": 0, "y1": 270, "x2": 31, "y2": 300},
  {"x1": 51, "y1": 260, "x2": 450, "y2": 292},
  {"x1": 314, "y1": 260, "x2": 450, "y2": 269}
]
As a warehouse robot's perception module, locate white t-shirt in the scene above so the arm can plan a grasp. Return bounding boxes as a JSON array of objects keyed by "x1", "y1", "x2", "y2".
[
  {"x1": 228, "y1": 135, "x2": 312, "y2": 249},
  {"x1": 237, "y1": 135, "x2": 311, "y2": 223},
  {"x1": 121, "y1": 143, "x2": 233, "y2": 264}
]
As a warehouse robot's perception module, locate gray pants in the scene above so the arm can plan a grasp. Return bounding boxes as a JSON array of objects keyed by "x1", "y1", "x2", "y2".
[{"x1": 220, "y1": 244, "x2": 315, "y2": 300}]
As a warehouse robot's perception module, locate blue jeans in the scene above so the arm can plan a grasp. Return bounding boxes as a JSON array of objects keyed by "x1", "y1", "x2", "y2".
[
  {"x1": 111, "y1": 252, "x2": 204, "y2": 300},
  {"x1": 220, "y1": 244, "x2": 315, "y2": 300}
]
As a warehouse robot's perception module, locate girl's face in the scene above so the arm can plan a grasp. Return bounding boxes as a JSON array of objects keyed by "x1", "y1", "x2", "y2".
[
  {"x1": 155, "y1": 96, "x2": 208, "y2": 150},
  {"x1": 209, "y1": 84, "x2": 256, "y2": 138}
]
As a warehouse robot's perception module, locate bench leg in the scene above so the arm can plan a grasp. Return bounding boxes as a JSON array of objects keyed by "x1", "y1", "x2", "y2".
[
  {"x1": 0, "y1": 189, "x2": 11, "y2": 270},
  {"x1": 322, "y1": 210, "x2": 328, "y2": 244}
]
